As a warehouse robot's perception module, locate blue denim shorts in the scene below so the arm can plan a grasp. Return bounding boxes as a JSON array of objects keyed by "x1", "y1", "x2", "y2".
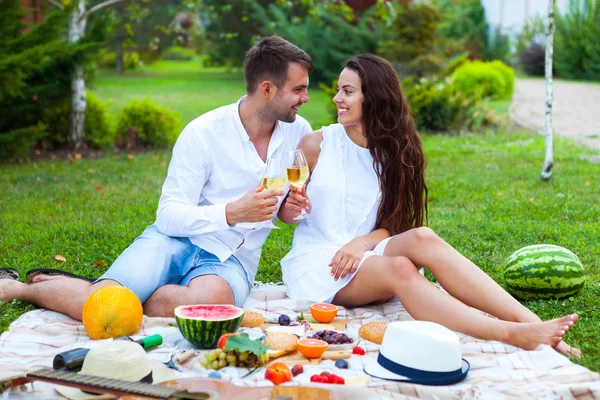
[{"x1": 96, "y1": 225, "x2": 251, "y2": 306}]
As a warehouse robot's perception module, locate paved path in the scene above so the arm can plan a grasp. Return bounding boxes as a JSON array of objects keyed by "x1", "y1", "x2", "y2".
[{"x1": 510, "y1": 78, "x2": 600, "y2": 151}]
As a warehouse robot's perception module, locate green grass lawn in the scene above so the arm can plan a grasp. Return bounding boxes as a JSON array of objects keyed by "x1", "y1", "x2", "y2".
[
  {"x1": 93, "y1": 57, "x2": 333, "y2": 129},
  {"x1": 2, "y1": 59, "x2": 600, "y2": 373}
]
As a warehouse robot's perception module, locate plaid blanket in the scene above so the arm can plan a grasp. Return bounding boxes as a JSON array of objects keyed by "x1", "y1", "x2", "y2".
[{"x1": 1, "y1": 284, "x2": 599, "y2": 399}]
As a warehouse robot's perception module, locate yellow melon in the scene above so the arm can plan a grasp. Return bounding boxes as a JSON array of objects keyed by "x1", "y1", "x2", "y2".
[{"x1": 82, "y1": 286, "x2": 143, "y2": 340}]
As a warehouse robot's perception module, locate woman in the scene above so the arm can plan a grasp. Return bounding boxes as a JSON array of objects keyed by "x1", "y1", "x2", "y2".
[{"x1": 278, "y1": 54, "x2": 579, "y2": 357}]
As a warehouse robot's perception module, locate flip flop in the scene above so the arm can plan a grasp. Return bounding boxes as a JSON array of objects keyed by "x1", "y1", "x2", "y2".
[
  {"x1": 0, "y1": 268, "x2": 20, "y2": 281},
  {"x1": 25, "y1": 268, "x2": 94, "y2": 284}
]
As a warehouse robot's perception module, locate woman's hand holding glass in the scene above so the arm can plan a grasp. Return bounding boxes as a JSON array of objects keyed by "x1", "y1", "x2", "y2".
[{"x1": 286, "y1": 149, "x2": 311, "y2": 220}]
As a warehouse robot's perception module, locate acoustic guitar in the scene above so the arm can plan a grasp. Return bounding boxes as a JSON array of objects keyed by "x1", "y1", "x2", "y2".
[{"x1": 1, "y1": 368, "x2": 347, "y2": 399}]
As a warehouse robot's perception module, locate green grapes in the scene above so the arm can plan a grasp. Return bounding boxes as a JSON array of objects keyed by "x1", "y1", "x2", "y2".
[{"x1": 202, "y1": 349, "x2": 270, "y2": 370}]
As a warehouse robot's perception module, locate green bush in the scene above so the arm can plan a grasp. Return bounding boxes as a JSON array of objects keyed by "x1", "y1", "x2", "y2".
[
  {"x1": 42, "y1": 91, "x2": 114, "y2": 149},
  {"x1": 555, "y1": 0, "x2": 600, "y2": 81},
  {"x1": 163, "y1": 46, "x2": 195, "y2": 61},
  {"x1": 0, "y1": 1, "x2": 98, "y2": 161},
  {"x1": 379, "y1": 4, "x2": 446, "y2": 78},
  {"x1": 97, "y1": 51, "x2": 140, "y2": 70},
  {"x1": 115, "y1": 99, "x2": 181, "y2": 148},
  {"x1": 403, "y1": 77, "x2": 491, "y2": 132},
  {"x1": 319, "y1": 79, "x2": 338, "y2": 123},
  {"x1": 85, "y1": 91, "x2": 114, "y2": 149},
  {"x1": 452, "y1": 61, "x2": 514, "y2": 100},
  {"x1": 488, "y1": 60, "x2": 515, "y2": 99},
  {"x1": 252, "y1": 3, "x2": 386, "y2": 85}
]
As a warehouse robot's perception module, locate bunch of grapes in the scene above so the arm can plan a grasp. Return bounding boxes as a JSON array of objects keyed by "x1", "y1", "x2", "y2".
[
  {"x1": 308, "y1": 330, "x2": 353, "y2": 345},
  {"x1": 200, "y1": 348, "x2": 269, "y2": 370}
]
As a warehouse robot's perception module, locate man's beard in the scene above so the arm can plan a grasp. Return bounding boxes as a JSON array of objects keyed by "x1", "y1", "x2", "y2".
[{"x1": 260, "y1": 96, "x2": 296, "y2": 123}]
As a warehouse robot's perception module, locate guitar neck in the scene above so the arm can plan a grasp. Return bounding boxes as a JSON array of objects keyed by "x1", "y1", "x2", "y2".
[{"x1": 1, "y1": 368, "x2": 215, "y2": 400}]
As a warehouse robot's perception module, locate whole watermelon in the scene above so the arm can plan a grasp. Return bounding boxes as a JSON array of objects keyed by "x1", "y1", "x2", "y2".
[
  {"x1": 175, "y1": 304, "x2": 244, "y2": 348},
  {"x1": 503, "y1": 244, "x2": 585, "y2": 300}
]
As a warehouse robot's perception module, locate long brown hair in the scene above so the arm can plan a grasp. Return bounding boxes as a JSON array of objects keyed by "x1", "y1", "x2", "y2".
[{"x1": 344, "y1": 54, "x2": 428, "y2": 235}]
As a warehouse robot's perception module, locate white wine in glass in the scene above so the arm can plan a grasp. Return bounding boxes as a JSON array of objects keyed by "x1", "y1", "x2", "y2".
[
  {"x1": 287, "y1": 149, "x2": 311, "y2": 220},
  {"x1": 262, "y1": 176, "x2": 287, "y2": 190},
  {"x1": 260, "y1": 158, "x2": 285, "y2": 229},
  {"x1": 286, "y1": 165, "x2": 309, "y2": 188}
]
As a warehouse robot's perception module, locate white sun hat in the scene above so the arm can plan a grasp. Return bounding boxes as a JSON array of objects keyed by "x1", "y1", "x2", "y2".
[
  {"x1": 364, "y1": 321, "x2": 470, "y2": 385},
  {"x1": 55, "y1": 340, "x2": 175, "y2": 400}
]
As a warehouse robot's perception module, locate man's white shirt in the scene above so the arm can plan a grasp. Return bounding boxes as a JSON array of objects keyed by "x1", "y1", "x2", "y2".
[{"x1": 155, "y1": 96, "x2": 312, "y2": 284}]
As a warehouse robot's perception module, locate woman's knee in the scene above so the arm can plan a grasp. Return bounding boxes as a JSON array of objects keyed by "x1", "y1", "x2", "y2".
[
  {"x1": 409, "y1": 226, "x2": 438, "y2": 242},
  {"x1": 387, "y1": 256, "x2": 420, "y2": 280}
]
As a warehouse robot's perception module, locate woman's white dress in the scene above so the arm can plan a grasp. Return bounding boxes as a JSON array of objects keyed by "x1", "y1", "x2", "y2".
[{"x1": 281, "y1": 123, "x2": 390, "y2": 303}]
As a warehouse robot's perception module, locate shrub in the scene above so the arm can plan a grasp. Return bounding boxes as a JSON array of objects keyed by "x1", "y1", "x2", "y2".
[
  {"x1": 252, "y1": 2, "x2": 386, "y2": 85},
  {"x1": 319, "y1": 79, "x2": 338, "y2": 123},
  {"x1": 452, "y1": 61, "x2": 513, "y2": 100},
  {"x1": 115, "y1": 99, "x2": 181, "y2": 148},
  {"x1": 554, "y1": 0, "x2": 600, "y2": 81},
  {"x1": 0, "y1": 2, "x2": 96, "y2": 161},
  {"x1": 379, "y1": 4, "x2": 446, "y2": 78},
  {"x1": 85, "y1": 92, "x2": 114, "y2": 149},
  {"x1": 42, "y1": 91, "x2": 114, "y2": 149},
  {"x1": 403, "y1": 77, "x2": 490, "y2": 132},
  {"x1": 163, "y1": 46, "x2": 195, "y2": 61},
  {"x1": 488, "y1": 60, "x2": 515, "y2": 99},
  {"x1": 519, "y1": 43, "x2": 546, "y2": 77},
  {"x1": 97, "y1": 51, "x2": 140, "y2": 70}
]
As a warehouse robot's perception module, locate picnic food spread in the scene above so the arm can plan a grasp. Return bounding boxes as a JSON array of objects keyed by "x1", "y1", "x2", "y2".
[{"x1": 167, "y1": 302, "x2": 383, "y2": 388}]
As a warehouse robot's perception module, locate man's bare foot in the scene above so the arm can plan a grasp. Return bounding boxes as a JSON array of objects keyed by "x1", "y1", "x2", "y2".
[
  {"x1": 555, "y1": 340, "x2": 582, "y2": 358},
  {"x1": 0, "y1": 279, "x2": 23, "y2": 302},
  {"x1": 29, "y1": 274, "x2": 68, "y2": 284},
  {"x1": 506, "y1": 314, "x2": 578, "y2": 351}
]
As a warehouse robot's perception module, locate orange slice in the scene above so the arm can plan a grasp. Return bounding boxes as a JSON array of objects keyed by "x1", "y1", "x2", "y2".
[
  {"x1": 297, "y1": 338, "x2": 328, "y2": 358},
  {"x1": 310, "y1": 303, "x2": 338, "y2": 323}
]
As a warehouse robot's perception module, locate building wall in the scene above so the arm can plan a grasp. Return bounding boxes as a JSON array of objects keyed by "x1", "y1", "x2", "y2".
[
  {"x1": 20, "y1": 0, "x2": 44, "y2": 26},
  {"x1": 482, "y1": 0, "x2": 571, "y2": 37}
]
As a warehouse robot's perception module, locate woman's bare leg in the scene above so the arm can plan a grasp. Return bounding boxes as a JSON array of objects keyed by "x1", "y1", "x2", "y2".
[
  {"x1": 380, "y1": 227, "x2": 581, "y2": 357},
  {"x1": 333, "y1": 255, "x2": 578, "y2": 352}
]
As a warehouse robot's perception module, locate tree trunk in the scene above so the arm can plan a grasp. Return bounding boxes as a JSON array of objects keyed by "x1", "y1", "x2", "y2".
[
  {"x1": 67, "y1": 0, "x2": 87, "y2": 150},
  {"x1": 115, "y1": 6, "x2": 125, "y2": 74},
  {"x1": 540, "y1": 0, "x2": 556, "y2": 180}
]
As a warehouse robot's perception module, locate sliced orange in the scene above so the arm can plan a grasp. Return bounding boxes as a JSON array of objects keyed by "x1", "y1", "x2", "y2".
[
  {"x1": 310, "y1": 303, "x2": 338, "y2": 323},
  {"x1": 297, "y1": 338, "x2": 328, "y2": 358}
]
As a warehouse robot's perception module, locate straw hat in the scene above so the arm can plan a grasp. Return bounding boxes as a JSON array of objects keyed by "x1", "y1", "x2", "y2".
[
  {"x1": 364, "y1": 321, "x2": 470, "y2": 385},
  {"x1": 55, "y1": 340, "x2": 174, "y2": 400}
]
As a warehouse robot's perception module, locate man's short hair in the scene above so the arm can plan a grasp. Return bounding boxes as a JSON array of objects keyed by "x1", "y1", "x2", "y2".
[{"x1": 243, "y1": 36, "x2": 313, "y2": 94}]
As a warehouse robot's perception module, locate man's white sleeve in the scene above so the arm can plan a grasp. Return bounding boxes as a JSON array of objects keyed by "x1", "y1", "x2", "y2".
[{"x1": 155, "y1": 125, "x2": 231, "y2": 237}]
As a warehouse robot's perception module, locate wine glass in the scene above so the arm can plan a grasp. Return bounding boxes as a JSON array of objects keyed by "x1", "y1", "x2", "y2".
[
  {"x1": 286, "y1": 149, "x2": 311, "y2": 220},
  {"x1": 260, "y1": 157, "x2": 286, "y2": 229}
]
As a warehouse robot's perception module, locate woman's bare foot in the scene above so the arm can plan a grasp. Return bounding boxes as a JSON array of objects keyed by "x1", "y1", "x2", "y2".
[
  {"x1": 555, "y1": 340, "x2": 582, "y2": 358},
  {"x1": 506, "y1": 314, "x2": 578, "y2": 351}
]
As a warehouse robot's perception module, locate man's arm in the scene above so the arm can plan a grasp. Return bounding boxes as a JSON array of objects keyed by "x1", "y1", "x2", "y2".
[
  {"x1": 155, "y1": 125, "x2": 231, "y2": 237},
  {"x1": 155, "y1": 125, "x2": 283, "y2": 237}
]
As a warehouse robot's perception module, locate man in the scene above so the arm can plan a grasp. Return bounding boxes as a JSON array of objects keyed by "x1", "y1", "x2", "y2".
[{"x1": 0, "y1": 36, "x2": 313, "y2": 318}]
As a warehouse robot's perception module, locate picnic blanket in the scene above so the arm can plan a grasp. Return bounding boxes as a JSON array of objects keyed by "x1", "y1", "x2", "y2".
[{"x1": 1, "y1": 283, "x2": 599, "y2": 399}]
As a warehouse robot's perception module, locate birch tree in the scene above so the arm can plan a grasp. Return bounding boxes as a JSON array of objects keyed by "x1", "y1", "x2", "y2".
[
  {"x1": 540, "y1": 0, "x2": 556, "y2": 180},
  {"x1": 64, "y1": 0, "x2": 130, "y2": 149}
]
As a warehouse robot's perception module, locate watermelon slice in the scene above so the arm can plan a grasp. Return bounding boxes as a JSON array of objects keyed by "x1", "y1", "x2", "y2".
[{"x1": 174, "y1": 304, "x2": 244, "y2": 349}]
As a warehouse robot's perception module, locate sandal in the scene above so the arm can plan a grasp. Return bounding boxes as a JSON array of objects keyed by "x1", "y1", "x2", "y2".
[
  {"x1": 0, "y1": 268, "x2": 20, "y2": 281},
  {"x1": 25, "y1": 268, "x2": 94, "y2": 284}
]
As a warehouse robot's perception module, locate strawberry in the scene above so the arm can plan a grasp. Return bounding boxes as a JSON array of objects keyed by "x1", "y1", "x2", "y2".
[{"x1": 352, "y1": 346, "x2": 365, "y2": 355}]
